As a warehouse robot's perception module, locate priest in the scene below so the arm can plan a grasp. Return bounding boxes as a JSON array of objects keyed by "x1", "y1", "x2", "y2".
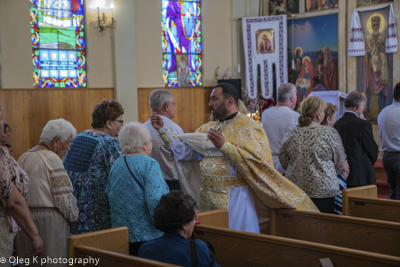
[{"x1": 151, "y1": 83, "x2": 319, "y2": 234}]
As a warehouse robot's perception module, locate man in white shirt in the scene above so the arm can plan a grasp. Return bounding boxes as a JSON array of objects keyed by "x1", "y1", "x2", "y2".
[
  {"x1": 143, "y1": 89, "x2": 184, "y2": 190},
  {"x1": 261, "y1": 83, "x2": 299, "y2": 174},
  {"x1": 378, "y1": 83, "x2": 400, "y2": 200}
]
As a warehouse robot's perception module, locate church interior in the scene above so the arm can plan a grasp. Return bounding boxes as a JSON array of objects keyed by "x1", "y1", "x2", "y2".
[{"x1": 0, "y1": 0, "x2": 399, "y2": 266}]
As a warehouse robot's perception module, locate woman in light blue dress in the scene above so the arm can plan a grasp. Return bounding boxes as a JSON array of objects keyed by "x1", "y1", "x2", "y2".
[{"x1": 106, "y1": 122, "x2": 169, "y2": 256}]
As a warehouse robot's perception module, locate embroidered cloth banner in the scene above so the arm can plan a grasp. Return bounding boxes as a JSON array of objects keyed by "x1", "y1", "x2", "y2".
[
  {"x1": 349, "y1": 4, "x2": 397, "y2": 56},
  {"x1": 242, "y1": 15, "x2": 288, "y2": 99}
]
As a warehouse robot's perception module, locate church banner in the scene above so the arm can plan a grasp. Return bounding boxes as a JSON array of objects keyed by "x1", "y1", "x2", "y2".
[
  {"x1": 352, "y1": 4, "x2": 397, "y2": 122},
  {"x1": 242, "y1": 15, "x2": 288, "y2": 100},
  {"x1": 348, "y1": 4, "x2": 397, "y2": 57}
]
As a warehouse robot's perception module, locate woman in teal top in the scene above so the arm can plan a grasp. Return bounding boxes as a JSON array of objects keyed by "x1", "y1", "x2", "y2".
[{"x1": 106, "y1": 121, "x2": 169, "y2": 256}]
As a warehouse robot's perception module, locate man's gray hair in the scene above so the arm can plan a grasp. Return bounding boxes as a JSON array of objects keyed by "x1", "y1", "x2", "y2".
[
  {"x1": 277, "y1": 83, "x2": 296, "y2": 103},
  {"x1": 149, "y1": 89, "x2": 173, "y2": 112},
  {"x1": 40, "y1": 119, "x2": 77, "y2": 145},
  {"x1": 345, "y1": 91, "x2": 365, "y2": 109},
  {"x1": 119, "y1": 121, "x2": 152, "y2": 154}
]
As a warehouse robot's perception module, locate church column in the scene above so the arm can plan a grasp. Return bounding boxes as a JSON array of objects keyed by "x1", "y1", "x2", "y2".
[{"x1": 114, "y1": 0, "x2": 138, "y2": 122}]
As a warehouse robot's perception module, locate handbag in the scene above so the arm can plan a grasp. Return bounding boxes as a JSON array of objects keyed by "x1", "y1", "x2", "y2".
[{"x1": 124, "y1": 156, "x2": 144, "y2": 190}]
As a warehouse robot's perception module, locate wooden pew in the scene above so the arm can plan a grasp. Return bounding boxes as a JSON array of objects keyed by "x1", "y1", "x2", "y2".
[
  {"x1": 342, "y1": 185, "x2": 400, "y2": 223},
  {"x1": 194, "y1": 224, "x2": 400, "y2": 267},
  {"x1": 197, "y1": 209, "x2": 229, "y2": 228},
  {"x1": 67, "y1": 227, "x2": 179, "y2": 267},
  {"x1": 269, "y1": 209, "x2": 400, "y2": 257}
]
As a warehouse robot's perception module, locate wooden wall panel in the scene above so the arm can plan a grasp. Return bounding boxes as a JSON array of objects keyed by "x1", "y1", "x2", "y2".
[
  {"x1": 0, "y1": 88, "x2": 114, "y2": 160},
  {"x1": 138, "y1": 87, "x2": 213, "y2": 133}
]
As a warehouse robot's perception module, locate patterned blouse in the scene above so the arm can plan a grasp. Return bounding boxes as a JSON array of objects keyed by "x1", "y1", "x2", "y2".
[
  {"x1": 106, "y1": 155, "x2": 169, "y2": 243},
  {"x1": 279, "y1": 122, "x2": 346, "y2": 198},
  {"x1": 63, "y1": 131, "x2": 124, "y2": 234},
  {"x1": 0, "y1": 148, "x2": 29, "y2": 230},
  {"x1": 18, "y1": 150, "x2": 79, "y2": 224}
]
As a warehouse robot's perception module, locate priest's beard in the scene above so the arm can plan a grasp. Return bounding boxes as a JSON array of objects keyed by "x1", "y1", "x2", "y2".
[{"x1": 212, "y1": 100, "x2": 228, "y2": 120}]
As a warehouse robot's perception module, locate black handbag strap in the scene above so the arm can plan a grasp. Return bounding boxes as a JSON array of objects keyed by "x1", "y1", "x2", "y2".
[
  {"x1": 124, "y1": 156, "x2": 144, "y2": 191},
  {"x1": 190, "y1": 239, "x2": 215, "y2": 267},
  {"x1": 205, "y1": 241, "x2": 216, "y2": 267},
  {"x1": 190, "y1": 239, "x2": 199, "y2": 267}
]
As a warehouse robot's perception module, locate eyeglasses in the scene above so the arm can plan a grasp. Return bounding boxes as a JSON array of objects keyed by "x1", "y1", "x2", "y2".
[{"x1": 115, "y1": 120, "x2": 124, "y2": 125}]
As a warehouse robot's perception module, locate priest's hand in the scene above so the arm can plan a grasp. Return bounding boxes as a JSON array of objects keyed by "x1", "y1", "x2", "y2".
[
  {"x1": 151, "y1": 113, "x2": 164, "y2": 130},
  {"x1": 207, "y1": 128, "x2": 225, "y2": 149}
]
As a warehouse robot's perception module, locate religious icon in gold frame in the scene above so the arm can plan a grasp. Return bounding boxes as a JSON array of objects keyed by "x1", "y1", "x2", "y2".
[{"x1": 256, "y1": 29, "x2": 275, "y2": 54}]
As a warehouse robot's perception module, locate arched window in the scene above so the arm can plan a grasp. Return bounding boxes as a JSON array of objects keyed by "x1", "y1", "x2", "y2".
[
  {"x1": 30, "y1": 0, "x2": 86, "y2": 88},
  {"x1": 161, "y1": 0, "x2": 202, "y2": 87}
]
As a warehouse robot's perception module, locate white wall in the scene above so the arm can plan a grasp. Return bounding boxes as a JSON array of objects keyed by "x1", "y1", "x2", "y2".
[
  {"x1": 114, "y1": 0, "x2": 138, "y2": 122},
  {"x1": 0, "y1": 0, "x2": 33, "y2": 88}
]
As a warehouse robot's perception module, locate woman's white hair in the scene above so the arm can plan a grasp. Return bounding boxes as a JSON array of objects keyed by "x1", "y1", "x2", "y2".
[
  {"x1": 119, "y1": 121, "x2": 152, "y2": 154},
  {"x1": 40, "y1": 119, "x2": 77, "y2": 145}
]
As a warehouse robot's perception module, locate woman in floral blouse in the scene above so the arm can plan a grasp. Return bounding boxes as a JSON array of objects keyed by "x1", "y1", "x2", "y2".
[
  {"x1": 63, "y1": 99, "x2": 124, "y2": 234},
  {"x1": 0, "y1": 106, "x2": 43, "y2": 266},
  {"x1": 279, "y1": 96, "x2": 346, "y2": 213}
]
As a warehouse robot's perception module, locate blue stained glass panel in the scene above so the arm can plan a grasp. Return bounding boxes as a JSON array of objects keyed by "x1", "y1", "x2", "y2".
[{"x1": 31, "y1": 0, "x2": 86, "y2": 88}]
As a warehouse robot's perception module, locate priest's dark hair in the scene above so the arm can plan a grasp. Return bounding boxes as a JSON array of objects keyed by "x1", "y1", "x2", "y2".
[{"x1": 214, "y1": 83, "x2": 239, "y2": 106}]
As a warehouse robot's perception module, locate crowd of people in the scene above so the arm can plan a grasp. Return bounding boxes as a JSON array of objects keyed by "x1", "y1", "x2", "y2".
[{"x1": 0, "y1": 82, "x2": 399, "y2": 266}]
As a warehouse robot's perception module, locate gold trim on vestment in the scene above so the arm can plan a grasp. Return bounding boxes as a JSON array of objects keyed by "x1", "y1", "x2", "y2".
[{"x1": 201, "y1": 174, "x2": 247, "y2": 190}]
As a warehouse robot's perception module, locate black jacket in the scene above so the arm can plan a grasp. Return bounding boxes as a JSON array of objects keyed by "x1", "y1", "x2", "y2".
[{"x1": 334, "y1": 112, "x2": 378, "y2": 186}]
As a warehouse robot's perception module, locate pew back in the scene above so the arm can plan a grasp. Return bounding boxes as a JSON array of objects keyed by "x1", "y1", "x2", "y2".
[
  {"x1": 73, "y1": 245, "x2": 179, "y2": 267},
  {"x1": 342, "y1": 185, "x2": 377, "y2": 215},
  {"x1": 269, "y1": 209, "x2": 400, "y2": 257},
  {"x1": 194, "y1": 224, "x2": 400, "y2": 267},
  {"x1": 342, "y1": 185, "x2": 400, "y2": 223},
  {"x1": 197, "y1": 209, "x2": 229, "y2": 228},
  {"x1": 345, "y1": 196, "x2": 400, "y2": 223},
  {"x1": 67, "y1": 227, "x2": 129, "y2": 259},
  {"x1": 68, "y1": 227, "x2": 180, "y2": 267}
]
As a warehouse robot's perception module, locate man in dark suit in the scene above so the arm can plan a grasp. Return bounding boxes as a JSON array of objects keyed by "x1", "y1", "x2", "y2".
[{"x1": 334, "y1": 91, "x2": 379, "y2": 188}]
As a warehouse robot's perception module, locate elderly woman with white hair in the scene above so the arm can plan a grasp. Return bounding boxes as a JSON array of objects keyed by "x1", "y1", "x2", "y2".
[
  {"x1": 15, "y1": 119, "x2": 79, "y2": 266},
  {"x1": 106, "y1": 122, "x2": 169, "y2": 256}
]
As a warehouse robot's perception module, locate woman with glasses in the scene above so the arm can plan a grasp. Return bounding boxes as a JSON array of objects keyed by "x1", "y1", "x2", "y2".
[
  {"x1": 63, "y1": 99, "x2": 125, "y2": 234},
  {"x1": 0, "y1": 123, "x2": 11, "y2": 146},
  {"x1": 15, "y1": 119, "x2": 78, "y2": 266}
]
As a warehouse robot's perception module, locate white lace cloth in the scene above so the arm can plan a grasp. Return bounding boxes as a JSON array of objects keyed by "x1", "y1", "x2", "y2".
[{"x1": 348, "y1": 3, "x2": 397, "y2": 56}]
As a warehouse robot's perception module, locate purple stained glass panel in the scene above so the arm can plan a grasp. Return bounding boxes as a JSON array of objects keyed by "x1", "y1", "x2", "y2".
[{"x1": 161, "y1": 0, "x2": 202, "y2": 87}]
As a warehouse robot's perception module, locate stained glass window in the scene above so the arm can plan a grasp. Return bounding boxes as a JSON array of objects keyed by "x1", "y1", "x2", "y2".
[
  {"x1": 161, "y1": 0, "x2": 202, "y2": 87},
  {"x1": 30, "y1": 0, "x2": 86, "y2": 88}
]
